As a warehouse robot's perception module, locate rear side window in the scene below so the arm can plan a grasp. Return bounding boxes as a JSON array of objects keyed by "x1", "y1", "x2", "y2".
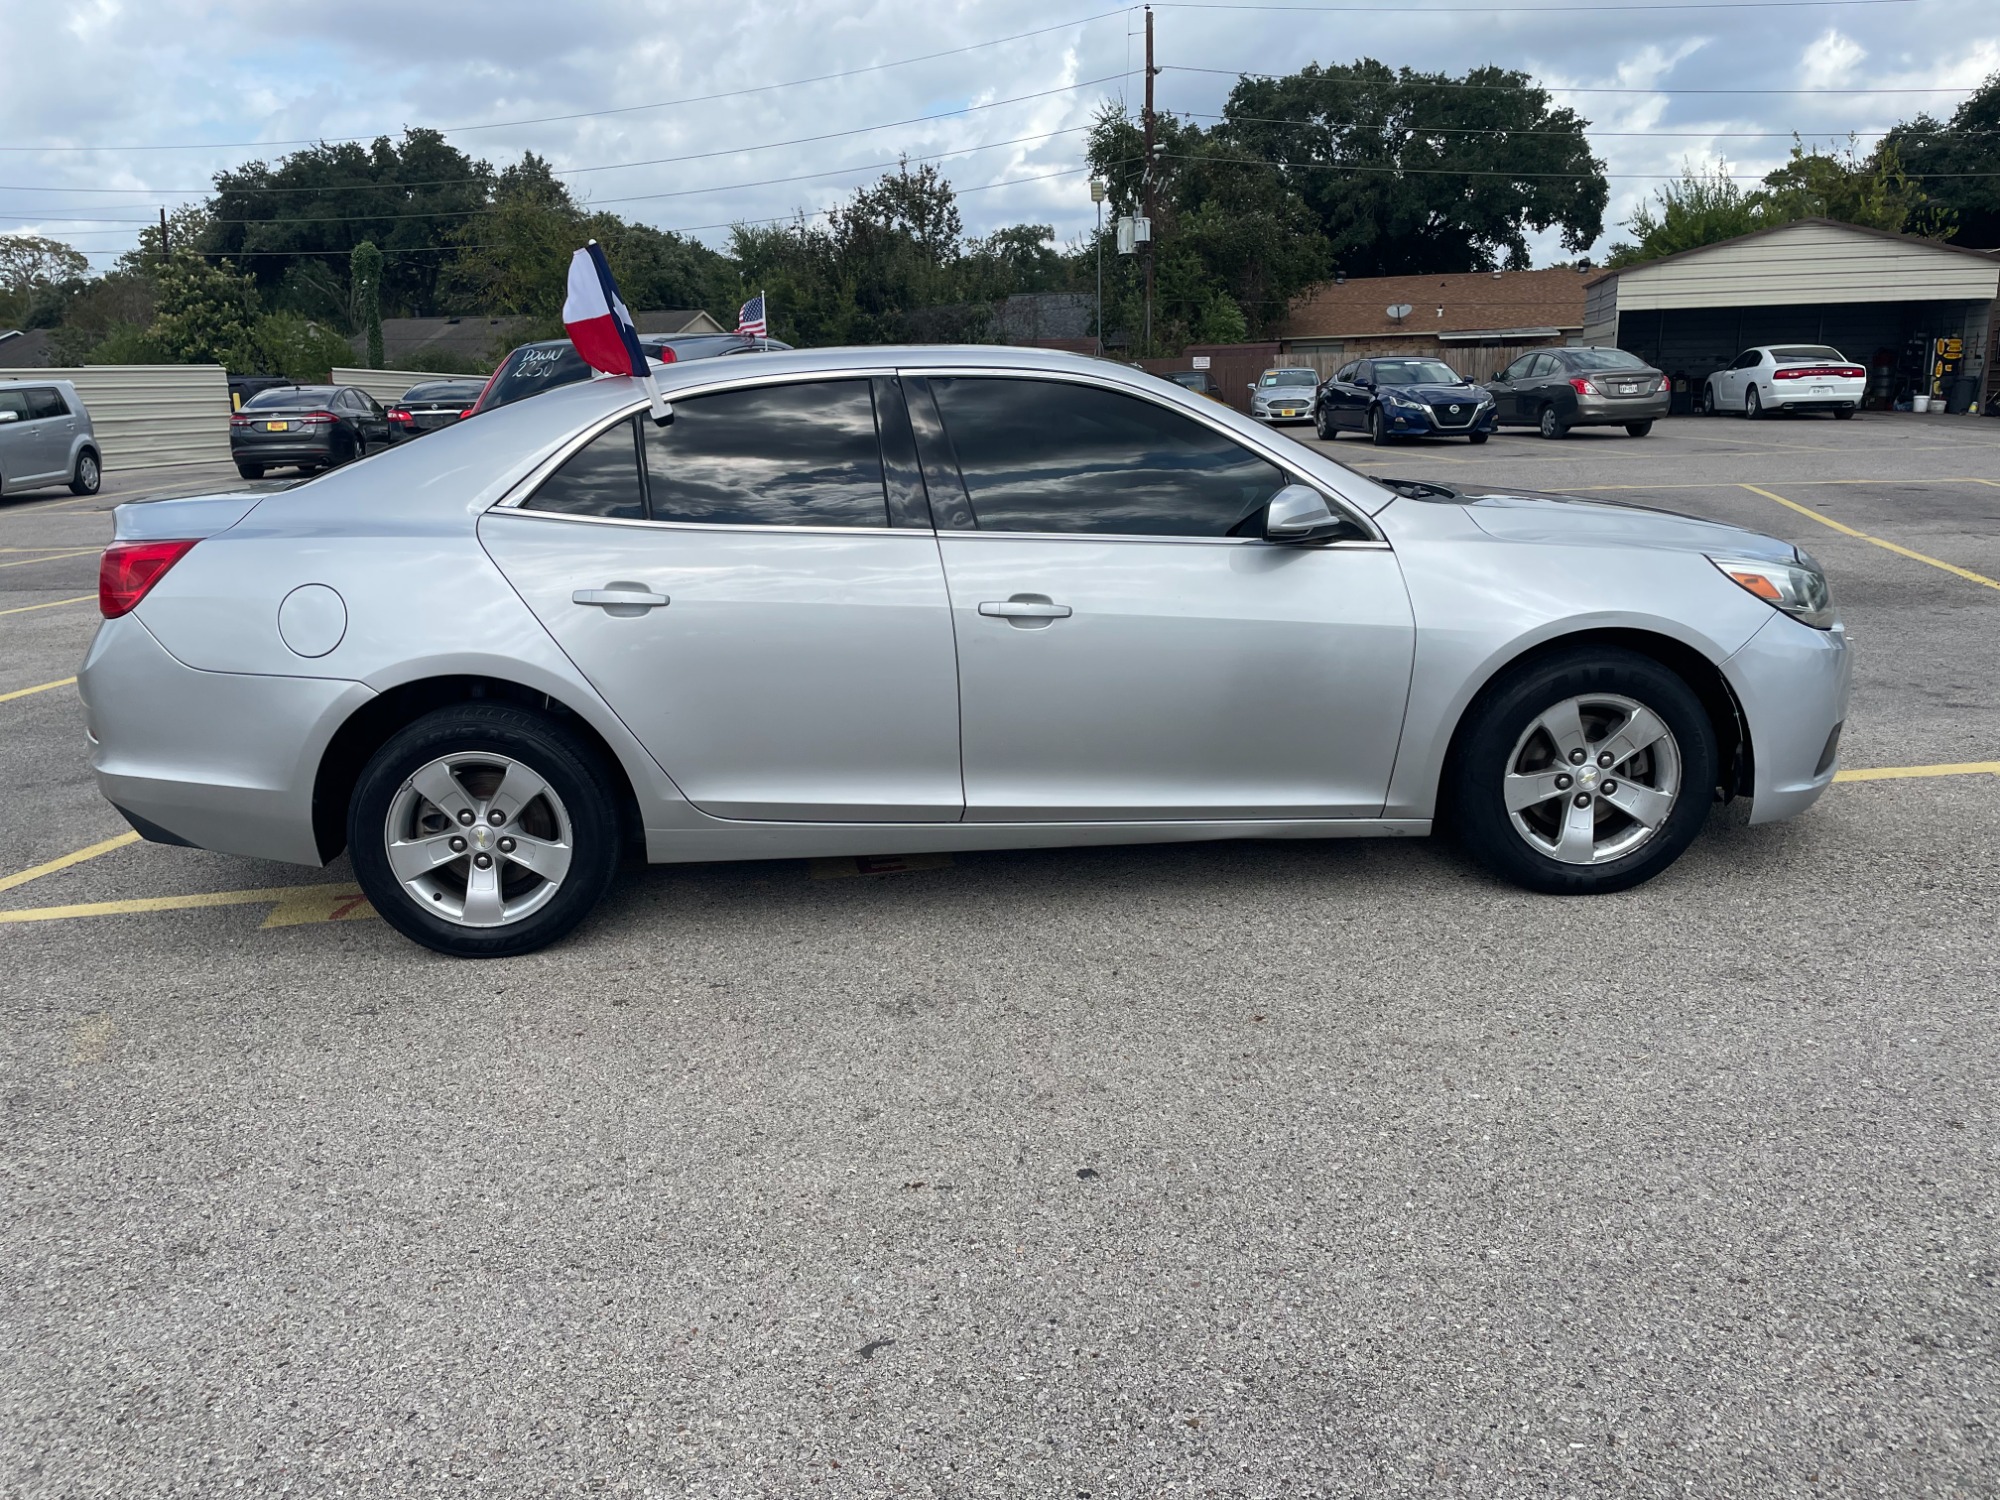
[
  {"x1": 523, "y1": 416, "x2": 645, "y2": 521},
  {"x1": 928, "y1": 376, "x2": 1285, "y2": 537},
  {"x1": 24, "y1": 388, "x2": 68, "y2": 420},
  {"x1": 643, "y1": 380, "x2": 887, "y2": 528}
]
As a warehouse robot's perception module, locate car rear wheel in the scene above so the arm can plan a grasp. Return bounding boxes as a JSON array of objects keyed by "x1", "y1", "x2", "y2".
[
  {"x1": 1538, "y1": 404, "x2": 1567, "y2": 440},
  {"x1": 1449, "y1": 647, "x2": 1716, "y2": 895},
  {"x1": 1745, "y1": 386, "x2": 1764, "y2": 419},
  {"x1": 348, "y1": 704, "x2": 623, "y2": 958},
  {"x1": 1624, "y1": 420, "x2": 1653, "y2": 437},
  {"x1": 235, "y1": 462, "x2": 265, "y2": 480},
  {"x1": 1835, "y1": 407, "x2": 1855, "y2": 420},
  {"x1": 68, "y1": 449, "x2": 101, "y2": 495}
]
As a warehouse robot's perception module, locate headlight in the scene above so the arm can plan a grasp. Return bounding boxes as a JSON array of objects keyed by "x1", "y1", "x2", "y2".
[
  {"x1": 1383, "y1": 390, "x2": 1425, "y2": 410},
  {"x1": 1708, "y1": 552, "x2": 1836, "y2": 630}
]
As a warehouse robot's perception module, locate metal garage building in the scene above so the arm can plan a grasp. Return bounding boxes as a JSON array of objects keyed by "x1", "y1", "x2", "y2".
[{"x1": 1581, "y1": 219, "x2": 1999, "y2": 413}]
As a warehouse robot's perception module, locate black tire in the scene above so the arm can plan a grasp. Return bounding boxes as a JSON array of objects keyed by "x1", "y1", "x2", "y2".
[
  {"x1": 1745, "y1": 385, "x2": 1763, "y2": 419},
  {"x1": 348, "y1": 704, "x2": 624, "y2": 958},
  {"x1": 1468, "y1": 430, "x2": 1489, "y2": 445},
  {"x1": 1624, "y1": 420, "x2": 1653, "y2": 437},
  {"x1": 68, "y1": 449, "x2": 102, "y2": 496},
  {"x1": 1834, "y1": 407, "x2": 1855, "y2": 420},
  {"x1": 1369, "y1": 405, "x2": 1391, "y2": 446},
  {"x1": 1448, "y1": 647, "x2": 1717, "y2": 895},
  {"x1": 1315, "y1": 405, "x2": 1335, "y2": 441},
  {"x1": 1538, "y1": 404, "x2": 1567, "y2": 440},
  {"x1": 1701, "y1": 383, "x2": 1717, "y2": 416},
  {"x1": 235, "y1": 462, "x2": 265, "y2": 480}
]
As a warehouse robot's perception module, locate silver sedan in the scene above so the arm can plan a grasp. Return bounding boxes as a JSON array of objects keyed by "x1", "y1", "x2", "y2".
[{"x1": 79, "y1": 347, "x2": 1850, "y2": 957}]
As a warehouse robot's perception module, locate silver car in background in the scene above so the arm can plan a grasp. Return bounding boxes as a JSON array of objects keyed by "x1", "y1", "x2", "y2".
[
  {"x1": 0, "y1": 377, "x2": 102, "y2": 497},
  {"x1": 79, "y1": 347, "x2": 1849, "y2": 957},
  {"x1": 1247, "y1": 366, "x2": 1320, "y2": 423}
]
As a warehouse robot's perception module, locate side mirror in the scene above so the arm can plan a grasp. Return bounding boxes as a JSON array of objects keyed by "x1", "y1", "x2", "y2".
[
  {"x1": 0, "y1": 411, "x2": 16, "y2": 424},
  {"x1": 1262, "y1": 484, "x2": 1350, "y2": 544}
]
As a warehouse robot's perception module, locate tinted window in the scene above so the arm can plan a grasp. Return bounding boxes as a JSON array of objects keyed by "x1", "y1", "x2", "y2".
[
  {"x1": 523, "y1": 416, "x2": 645, "y2": 521},
  {"x1": 1731, "y1": 350, "x2": 1762, "y2": 370},
  {"x1": 1497, "y1": 356, "x2": 1535, "y2": 381},
  {"x1": 1772, "y1": 346, "x2": 1844, "y2": 362},
  {"x1": 485, "y1": 344, "x2": 592, "y2": 410},
  {"x1": 644, "y1": 380, "x2": 887, "y2": 528},
  {"x1": 403, "y1": 381, "x2": 484, "y2": 405},
  {"x1": 245, "y1": 387, "x2": 333, "y2": 410},
  {"x1": 23, "y1": 388, "x2": 67, "y2": 420},
  {"x1": 1565, "y1": 348, "x2": 1650, "y2": 371},
  {"x1": 1370, "y1": 359, "x2": 1462, "y2": 385},
  {"x1": 0, "y1": 390, "x2": 28, "y2": 420},
  {"x1": 929, "y1": 377, "x2": 1286, "y2": 538},
  {"x1": 1335, "y1": 362, "x2": 1358, "y2": 382},
  {"x1": 1528, "y1": 354, "x2": 1561, "y2": 378}
]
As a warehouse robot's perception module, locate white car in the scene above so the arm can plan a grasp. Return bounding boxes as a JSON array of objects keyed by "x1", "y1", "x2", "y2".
[{"x1": 1701, "y1": 345, "x2": 1866, "y2": 420}]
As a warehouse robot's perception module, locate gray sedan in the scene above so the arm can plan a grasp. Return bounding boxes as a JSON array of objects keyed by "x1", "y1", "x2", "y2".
[
  {"x1": 1486, "y1": 346, "x2": 1673, "y2": 438},
  {"x1": 79, "y1": 347, "x2": 1849, "y2": 957}
]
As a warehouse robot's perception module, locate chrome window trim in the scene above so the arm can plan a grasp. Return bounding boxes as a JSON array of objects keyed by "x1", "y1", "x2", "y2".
[
  {"x1": 902, "y1": 365, "x2": 1387, "y2": 545},
  {"x1": 480, "y1": 508, "x2": 911, "y2": 538}
]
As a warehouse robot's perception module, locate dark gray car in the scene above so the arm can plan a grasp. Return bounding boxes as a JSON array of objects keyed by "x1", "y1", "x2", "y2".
[
  {"x1": 228, "y1": 385, "x2": 396, "y2": 478},
  {"x1": 1486, "y1": 347, "x2": 1672, "y2": 439}
]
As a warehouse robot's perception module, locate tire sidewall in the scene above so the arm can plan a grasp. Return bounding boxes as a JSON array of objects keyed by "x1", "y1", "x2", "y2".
[
  {"x1": 1746, "y1": 386, "x2": 1762, "y2": 418},
  {"x1": 348, "y1": 705, "x2": 623, "y2": 957},
  {"x1": 72, "y1": 450, "x2": 101, "y2": 494},
  {"x1": 1449, "y1": 648, "x2": 1718, "y2": 895}
]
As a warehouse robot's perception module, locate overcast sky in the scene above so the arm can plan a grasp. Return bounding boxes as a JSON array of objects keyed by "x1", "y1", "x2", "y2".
[{"x1": 3, "y1": 0, "x2": 1996, "y2": 276}]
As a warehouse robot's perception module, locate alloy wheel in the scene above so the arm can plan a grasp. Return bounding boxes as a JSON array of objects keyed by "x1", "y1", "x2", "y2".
[
  {"x1": 384, "y1": 752, "x2": 574, "y2": 927},
  {"x1": 1502, "y1": 693, "x2": 1682, "y2": 865}
]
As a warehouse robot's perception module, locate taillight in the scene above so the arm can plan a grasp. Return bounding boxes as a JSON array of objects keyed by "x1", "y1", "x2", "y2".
[
  {"x1": 296, "y1": 410, "x2": 336, "y2": 425},
  {"x1": 1569, "y1": 376, "x2": 1600, "y2": 396},
  {"x1": 229, "y1": 413, "x2": 251, "y2": 427},
  {"x1": 99, "y1": 539, "x2": 198, "y2": 619},
  {"x1": 654, "y1": 346, "x2": 677, "y2": 364},
  {"x1": 1657, "y1": 376, "x2": 1671, "y2": 393},
  {"x1": 458, "y1": 409, "x2": 475, "y2": 421},
  {"x1": 388, "y1": 408, "x2": 413, "y2": 423},
  {"x1": 1775, "y1": 366, "x2": 1864, "y2": 381}
]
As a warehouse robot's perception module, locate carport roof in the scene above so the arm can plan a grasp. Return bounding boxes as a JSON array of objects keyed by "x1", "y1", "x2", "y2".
[{"x1": 1584, "y1": 217, "x2": 2000, "y2": 288}]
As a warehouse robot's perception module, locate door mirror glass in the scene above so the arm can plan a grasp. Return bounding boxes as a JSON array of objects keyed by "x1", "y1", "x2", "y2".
[{"x1": 1262, "y1": 484, "x2": 1347, "y2": 543}]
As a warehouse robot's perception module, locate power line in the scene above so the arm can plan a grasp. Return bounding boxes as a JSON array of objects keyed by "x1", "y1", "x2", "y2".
[
  {"x1": 1167, "y1": 64, "x2": 1992, "y2": 93},
  {"x1": 1156, "y1": 147, "x2": 2000, "y2": 178},
  {"x1": 1, "y1": 7, "x2": 1133, "y2": 154},
  {"x1": 1157, "y1": 0, "x2": 1925, "y2": 10},
  {"x1": 1180, "y1": 111, "x2": 1952, "y2": 139},
  {"x1": 0, "y1": 75, "x2": 1124, "y2": 199}
]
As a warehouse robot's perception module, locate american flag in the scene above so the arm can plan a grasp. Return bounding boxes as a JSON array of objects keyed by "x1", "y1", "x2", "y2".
[{"x1": 736, "y1": 293, "x2": 767, "y2": 338}]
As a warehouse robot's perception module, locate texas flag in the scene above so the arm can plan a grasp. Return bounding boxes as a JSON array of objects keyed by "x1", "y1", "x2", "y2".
[{"x1": 562, "y1": 242, "x2": 648, "y2": 377}]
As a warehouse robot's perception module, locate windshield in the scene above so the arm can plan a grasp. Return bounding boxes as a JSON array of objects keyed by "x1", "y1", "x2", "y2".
[
  {"x1": 482, "y1": 344, "x2": 594, "y2": 410},
  {"x1": 1371, "y1": 360, "x2": 1463, "y2": 386},
  {"x1": 1259, "y1": 369, "x2": 1318, "y2": 387},
  {"x1": 1168, "y1": 371, "x2": 1209, "y2": 388},
  {"x1": 1771, "y1": 345, "x2": 1845, "y2": 362},
  {"x1": 244, "y1": 388, "x2": 336, "y2": 410},
  {"x1": 1565, "y1": 348, "x2": 1650, "y2": 371}
]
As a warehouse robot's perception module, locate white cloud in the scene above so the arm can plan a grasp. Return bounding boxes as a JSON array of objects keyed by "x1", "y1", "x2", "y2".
[{"x1": 1799, "y1": 29, "x2": 1867, "y2": 91}]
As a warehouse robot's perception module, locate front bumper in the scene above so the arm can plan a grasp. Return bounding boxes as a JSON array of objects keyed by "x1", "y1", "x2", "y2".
[
  {"x1": 78, "y1": 613, "x2": 371, "y2": 866},
  {"x1": 1253, "y1": 404, "x2": 1314, "y2": 424},
  {"x1": 1725, "y1": 611, "x2": 1852, "y2": 825},
  {"x1": 1381, "y1": 402, "x2": 1499, "y2": 437}
]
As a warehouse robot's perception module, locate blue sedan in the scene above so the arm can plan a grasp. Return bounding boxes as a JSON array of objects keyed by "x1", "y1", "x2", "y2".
[{"x1": 1313, "y1": 356, "x2": 1498, "y2": 445}]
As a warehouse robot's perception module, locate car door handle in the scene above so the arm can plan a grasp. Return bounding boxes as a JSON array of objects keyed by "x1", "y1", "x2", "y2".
[
  {"x1": 978, "y1": 599, "x2": 1071, "y2": 619},
  {"x1": 573, "y1": 587, "x2": 670, "y2": 609}
]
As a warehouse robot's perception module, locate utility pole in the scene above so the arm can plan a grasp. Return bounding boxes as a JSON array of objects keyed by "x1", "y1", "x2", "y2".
[
  {"x1": 159, "y1": 206, "x2": 169, "y2": 262},
  {"x1": 1091, "y1": 177, "x2": 1106, "y2": 356},
  {"x1": 1142, "y1": 4, "x2": 1155, "y2": 357}
]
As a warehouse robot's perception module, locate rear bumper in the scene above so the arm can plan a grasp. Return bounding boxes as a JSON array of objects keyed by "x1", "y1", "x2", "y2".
[
  {"x1": 231, "y1": 434, "x2": 337, "y2": 462},
  {"x1": 1725, "y1": 612, "x2": 1852, "y2": 825},
  {"x1": 78, "y1": 613, "x2": 369, "y2": 866},
  {"x1": 1570, "y1": 393, "x2": 1672, "y2": 425}
]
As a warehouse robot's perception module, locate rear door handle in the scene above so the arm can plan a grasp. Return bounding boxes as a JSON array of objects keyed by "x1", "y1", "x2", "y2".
[
  {"x1": 573, "y1": 586, "x2": 670, "y2": 609},
  {"x1": 978, "y1": 600, "x2": 1071, "y2": 619}
]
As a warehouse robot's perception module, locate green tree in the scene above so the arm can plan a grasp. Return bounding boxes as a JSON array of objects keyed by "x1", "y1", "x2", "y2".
[
  {"x1": 1217, "y1": 61, "x2": 1607, "y2": 275},
  {"x1": 0, "y1": 234, "x2": 89, "y2": 326},
  {"x1": 1605, "y1": 164, "x2": 1760, "y2": 266},
  {"x1": 1881, "y1": 71, "x2": 2000, "y2": 248},
  {"x1": 248, "y1": 311, "x2": 362, "y2": 382},
  {"x1": 148, "y1": 252, "x2": 259, "y2": 367},
  {"x1": 351, "y1": 240, "x2": 384, "y2": 366}
]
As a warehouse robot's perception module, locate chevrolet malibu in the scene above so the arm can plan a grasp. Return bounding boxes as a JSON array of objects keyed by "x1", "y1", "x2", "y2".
[{"x1": 80, "y1": 347, "x2": 1850, "y2": 957}]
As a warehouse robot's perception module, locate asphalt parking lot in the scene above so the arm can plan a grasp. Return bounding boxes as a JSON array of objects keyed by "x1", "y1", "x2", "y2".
[{"x1": 3, "y1": 415, "x2": 1998, "y2": 1497}]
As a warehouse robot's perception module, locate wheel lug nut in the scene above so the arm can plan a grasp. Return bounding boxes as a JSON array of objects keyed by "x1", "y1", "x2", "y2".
[
  {"x1": 473, "y1": 853, "x2": 493, "y2": 869},
  {"x1": 498, "y1": 837, "x2": 516, "y2": 853},
  {"x1": 1568, "y1": 748, "x2": 1586, "y2": 764},
  {"x1": 488, "y1": 809, "x2": 506, "y2": 826},
  {"x1": 1573, "y1": 792, "x2": 1592, "y2": 808},
  {"x1": 1602, "y1": 780, "x2": 1617, "y2": 795},
  {"x1": 1598, "y1": 752, "x2": 1614, "y2": 768},
  {"x1": 449, "y1": 836, "x2": 467, "y2": 853},
  {"x1": 1554, "y1": 773, "x2": 1572, "y2": 790},
  {"x1": 456, "y1": 809, "x2": 475, "y2": 825}
]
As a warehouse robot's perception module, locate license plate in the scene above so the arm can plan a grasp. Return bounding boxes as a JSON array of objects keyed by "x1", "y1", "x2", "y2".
[
  {"x1": 1277, "y1": 408, "x2": 1299, "y2": 416},
  {"x1": 1812, "y1": 386, "x2": 1831, "y2": 395},
  {"x1": 1619, "y1": 384, "x2": 1640, "y2": 395},
  {"x1": 265, "y1": 420, "x2": 288, "y2": 431}
]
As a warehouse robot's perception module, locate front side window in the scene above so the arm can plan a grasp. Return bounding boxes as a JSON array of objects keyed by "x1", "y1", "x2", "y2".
[
  {"x1": 0, "y1": 390, "x2": 29, "y2": 421},
  {"x1": 928, "y1": 377, "x2": 1286, "y2": 538},
  {"x1": 1334, "y1": 362, "x2": 1358, "y2": 382},
  {"x1": 523, "y1": 416, "x2": 645, "y2": 521},
  {"x1": 1497, "y1": 355, "x2": 1534, "y2": 382},
  {"x1": 24, "y1": 388, "x2": 68, "y2": 420},
  {"x1": 643, "y1": 380, "x2": 887, "y2": 528}
]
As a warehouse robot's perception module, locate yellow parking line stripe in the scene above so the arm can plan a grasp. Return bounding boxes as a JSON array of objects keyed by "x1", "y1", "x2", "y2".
[
  {"x1": 0, "y1": 831, "x2": 141, "y2": 895},
  {"x1": 0, "y1": 883, "x2": 373, "y2": 927},
  {"x1": 0, "y1": 594, "x2": 95, "y2": 617},
  {"x1": 0, "y1": 548, "x2": 98, "y2": 570},
  {"x1": 0, "y1": 675, "x2": 76, "y2": 704},
  {"x1": 1739, "y1": 484, "x2": 2000, "y2": 593},
  {"x1": 1835, "y1": 761, "x2": 2000, "y2": 783}
]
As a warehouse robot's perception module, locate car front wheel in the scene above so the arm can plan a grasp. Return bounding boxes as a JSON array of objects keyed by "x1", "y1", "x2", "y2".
[
  {"x1": 1315, "y1": 406, "x2": 1335, "y2": 440},
  {"x1": 1701, "y1": 383, "x2": 1717, "y2": 416},
  {"x1": 1745, "y1": 385, "x2": 1764, "y2": 419},
  {"x1": 1468, "y1": 430, "x2": 1489, "y2": 444},
  {"x1": 348, "y1": 704, "x2": 623, "y2": 957},
  {"x1": 1370, "y1": 406, "x2": 1391, "y2": 446},
  {"x1": 1449, "y1": 647, "x2": 1717, "y2": 895}
]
